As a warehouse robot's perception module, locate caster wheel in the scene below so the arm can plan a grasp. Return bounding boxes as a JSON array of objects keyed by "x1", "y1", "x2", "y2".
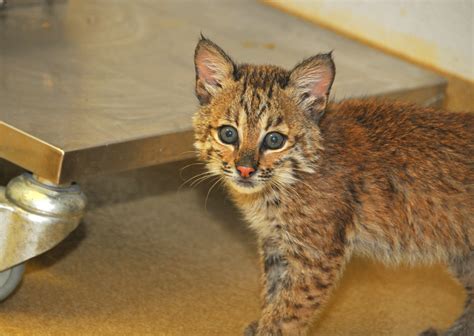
[{"x1": 0, "y1": 263, "x2": 25, "y2": 301}]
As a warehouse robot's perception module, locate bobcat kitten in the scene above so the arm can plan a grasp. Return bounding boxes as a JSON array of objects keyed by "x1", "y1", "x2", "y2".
[{"x1": 193, "y1": 37, "x2": 473, "y2": 336}]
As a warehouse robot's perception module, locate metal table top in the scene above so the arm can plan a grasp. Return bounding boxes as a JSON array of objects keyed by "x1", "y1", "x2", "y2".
[{"x1": 0, "y1": 0, "x2": 445, "y2": 184}]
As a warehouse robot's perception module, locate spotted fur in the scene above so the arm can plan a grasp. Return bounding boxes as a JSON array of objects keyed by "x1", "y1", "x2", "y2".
[{"x1": 193, "y1": 37, "x2": 473, "y2": 336}]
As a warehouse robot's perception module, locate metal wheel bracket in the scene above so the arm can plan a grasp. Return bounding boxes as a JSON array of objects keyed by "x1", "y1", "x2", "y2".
[{"x1": 0, "y1": 173, "x2": 87, "y2": 272}]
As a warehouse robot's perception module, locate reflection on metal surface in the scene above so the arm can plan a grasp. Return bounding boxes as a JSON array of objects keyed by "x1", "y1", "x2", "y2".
[
  {"x1": 0, "y1": 122, "x2": 64, "y2": 183},
  {"x1": 0, "y1": 0, "x2": 445, "y2": 183},
  {"x1": 60, "y1": 130, "x2": 195, "y2": 183},
  {"x1": 0, "y1": 174, "x2": 87, "y2": 272},
  {"x1": 0, "y1": 121, "x2": 195, "y2": 184},
  {"x1": 0, "y1": 263, "x2": 25, "y2": 301}
]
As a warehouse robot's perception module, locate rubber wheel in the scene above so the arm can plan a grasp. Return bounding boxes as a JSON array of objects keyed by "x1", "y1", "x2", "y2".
[{"x1": 0, "y1": 263, "x2": 25, "y2": 301}]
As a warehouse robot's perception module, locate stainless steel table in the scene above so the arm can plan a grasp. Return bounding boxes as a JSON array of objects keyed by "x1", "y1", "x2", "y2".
[{"x1": 0, "y1": 0, "x2": 445, "y2": 300}]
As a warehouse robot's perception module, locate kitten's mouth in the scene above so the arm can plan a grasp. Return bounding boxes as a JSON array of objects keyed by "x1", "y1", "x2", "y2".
[
  {"x1": 227, "y1": 176, "x2": 264, "y2": 194},
  {"x1": 235, "y1": 178, "x2": 255, "y2": 188}
]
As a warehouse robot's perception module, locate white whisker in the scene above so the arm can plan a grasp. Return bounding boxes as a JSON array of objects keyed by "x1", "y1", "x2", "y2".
[
  {"x1": 178, "y1": 171, "x2": 216, "y2": 191},
  {"x1": 204, "y1": 177, "x2": 225, "y2": 210}
]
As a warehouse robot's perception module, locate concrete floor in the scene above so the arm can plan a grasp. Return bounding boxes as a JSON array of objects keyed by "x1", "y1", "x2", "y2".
[{"x1": 0, "y1": 161, "x2": 465, "y2": 336}]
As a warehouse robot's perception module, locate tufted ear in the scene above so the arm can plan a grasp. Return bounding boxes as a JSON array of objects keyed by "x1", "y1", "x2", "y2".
[
  {"x1": 289, "y1": 52, "x2": 335, "y2": 122},
  {"x1": 194, "y1": 36, "x2": 235, "y2": 105}
]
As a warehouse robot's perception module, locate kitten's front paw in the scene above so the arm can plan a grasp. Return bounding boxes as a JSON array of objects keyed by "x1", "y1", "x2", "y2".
[
  {"x1": 244, "y1": 321, "x2": 283, "y2": 336},
  {"x1": 244, "y1": 321, "x2": 258, "y2": 336},
  {"x1": 419, "y1": 328, "x2": 439, "y2": 336}
]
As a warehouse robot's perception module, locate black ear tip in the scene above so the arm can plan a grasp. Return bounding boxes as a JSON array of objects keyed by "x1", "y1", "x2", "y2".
[
  {"x1": 319, "y1": 50, "x2": 334, "y2": 61},
  {"x1": 319, "y1": 51, "x2": 335, "y2": 70},
  {"x1": 196, "y1": 34, "x2": 220, "y2": 52},
  {"x1": 197, "y1": 33, "x2": 213, "y2": 50},
  {"x1": 196, "y1": 34, "x2": 215, "y2": 55},
  {"x1": 197, "y1": 34, "x2": 206, "y2": 48}
]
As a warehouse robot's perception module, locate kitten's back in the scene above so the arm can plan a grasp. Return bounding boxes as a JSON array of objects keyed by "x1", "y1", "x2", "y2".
[
  {"x1": 320, "y1": 99, "x2": 473, "y2": 186},
  {"x1": 319, "y1": 99, "x2": 473, "y2": 260}
]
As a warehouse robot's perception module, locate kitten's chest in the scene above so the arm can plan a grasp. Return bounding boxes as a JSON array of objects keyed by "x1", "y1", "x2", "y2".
[{"x1": 239, "y1": 194, "x2": 284, "y2": 237}]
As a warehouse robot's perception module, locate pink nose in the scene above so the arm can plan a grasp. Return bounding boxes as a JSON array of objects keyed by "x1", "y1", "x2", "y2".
[{"x1": 237, "y1": 166, "x2": 255, "y2": 178}]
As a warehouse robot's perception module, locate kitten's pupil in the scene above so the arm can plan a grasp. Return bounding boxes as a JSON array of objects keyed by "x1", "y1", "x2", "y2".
[
  {"x1": 219, "y1": 126, "x2": 238, "y2": 145},
  {"x1": 264, "y1": 132, "x2": 285, "y2": 150}
]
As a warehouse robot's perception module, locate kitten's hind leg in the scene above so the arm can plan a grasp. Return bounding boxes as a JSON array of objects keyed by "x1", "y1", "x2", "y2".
[{"x1": 443, "y1": 252, "x2": 474, "y2": 336}]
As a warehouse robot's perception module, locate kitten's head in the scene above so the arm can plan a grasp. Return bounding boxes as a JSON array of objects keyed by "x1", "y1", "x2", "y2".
[{"x1": 193, "y1": 37, "x2": 335, "y2": 195}]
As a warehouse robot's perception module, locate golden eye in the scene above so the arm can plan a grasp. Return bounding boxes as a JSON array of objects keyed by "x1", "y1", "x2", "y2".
[
  {"x1": 264, "y1": 132, "x2": 286, "y2": 150},
  {"x1": 218, "y1": 126, "x2": 238, "y2": 145}
]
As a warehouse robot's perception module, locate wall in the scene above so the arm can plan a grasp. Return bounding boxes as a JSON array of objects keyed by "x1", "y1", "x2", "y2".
[{"x1": 266, "y1": 0, "x2": 473, "y2": 82}]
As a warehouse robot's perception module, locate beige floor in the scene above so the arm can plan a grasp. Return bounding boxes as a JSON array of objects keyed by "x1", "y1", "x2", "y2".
[{"x1": 0, "y1": 161, "x2": 465, "y2": 336}]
